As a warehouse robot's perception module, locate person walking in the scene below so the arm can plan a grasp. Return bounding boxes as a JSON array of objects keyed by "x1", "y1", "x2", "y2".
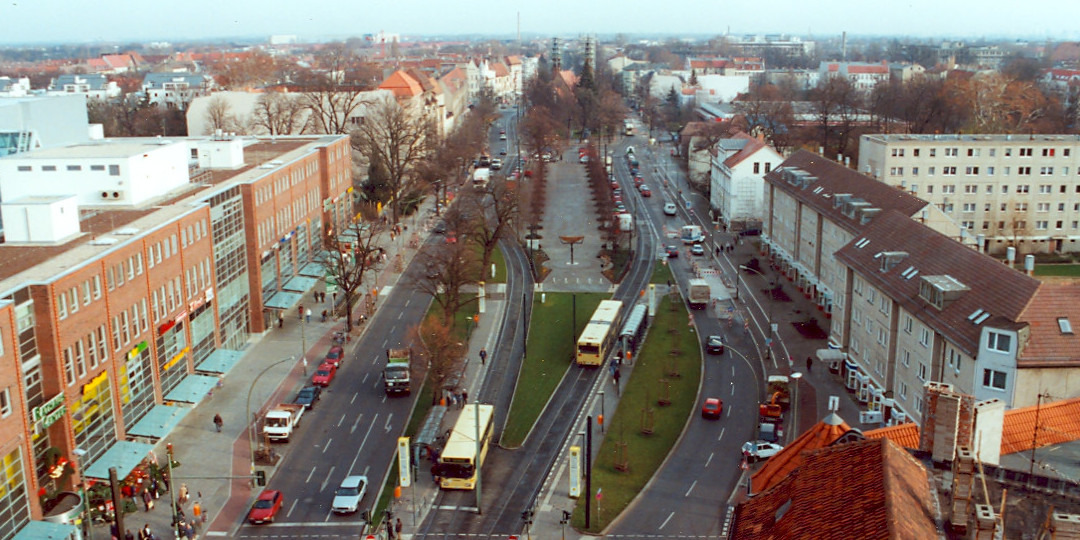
[
  {"x1": 138, "y1": 524, "x2": 153, "y2": 540},
  {"x1": 613, "y1": 367, "x2": 622, "y2": 395},
  {"x1": 124, "y1": 529, "x2": 134, "y2": 540},
  {"x1": 298, "y1": 305, "x2": 304, "y2": 320},
  {"x1": 479, "y1": 348, "x2": 487, "y2": 365},
  {"x1": 806, "y1": 356, "x2": 813, "y2": 373},
  {"x1": 178, "y1": 483, "x2": 189, "y2": 505},
  {"x1": 213, "y1": 414, "x2": 223, "y2": 432},
  {"x1": 192, "y1": 501, "x2": 202, "y2": 526},
  {"x1": 306, "y1": 308, "x2": 312, "y2": 323},
  {"x1": 395, "y1": 518, "x2": 403, "y2": 537},
  {"x1": 277, "y1": 312, "x2": 284, "y2": 328},
  {"x1": 141, "y1": 488, "x2": 152, "y2": 511},
  {"x1": 460, "y1": 390, "x2": 468, "y2": 407}
]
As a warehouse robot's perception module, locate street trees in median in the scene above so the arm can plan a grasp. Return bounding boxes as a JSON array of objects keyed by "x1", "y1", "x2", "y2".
[
  {"x1": 351, "y1": 95, "x2": 437, "y2": 224},
  {"x1": 319, "y1": 217, "x2": 387, "y2": 332},
  {"x1": 464, "y1": 178, "x2": 519, "y2": 276},
  {"x1": 412, "y1": 222, "x2": 482, "y2": 325},
  {"x1": 411, "y1": 315, "x2": 467, "y2": 405}
]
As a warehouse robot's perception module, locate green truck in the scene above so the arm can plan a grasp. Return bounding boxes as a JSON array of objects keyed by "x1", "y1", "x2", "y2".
[{"x1": 383, "y1": 348, "x2": 412, "y2": 395}]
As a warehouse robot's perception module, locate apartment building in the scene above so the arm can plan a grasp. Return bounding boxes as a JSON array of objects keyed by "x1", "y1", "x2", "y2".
[
  {"x1": 762, "y1": 150, "x2": 963, "y2": 319},
  {"x1": 709, "y1": 132, "x2": 783, "y2": 231},
  {"x1": 0, "y1": 133, "x2": 350, "y2": 536},
  {"x1": 859, "y1": 133, "x2": 1080, "y2": 255},
  {"x1": 832, "y1": 209, "x2": 1080, "y2": 426}
]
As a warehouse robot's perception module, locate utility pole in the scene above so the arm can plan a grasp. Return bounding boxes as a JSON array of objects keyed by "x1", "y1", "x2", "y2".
[{"x1": 585, "y1": 415, "x2": 593, "y2": 528}]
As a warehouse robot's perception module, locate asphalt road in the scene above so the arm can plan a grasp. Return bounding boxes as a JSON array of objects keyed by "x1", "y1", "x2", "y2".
[
  {"x1": 234, "y1": 239, "x2": 440, "y2": 538},
  {"x1": 608, "y1": 125, "x2": 764, "y2": 537}
]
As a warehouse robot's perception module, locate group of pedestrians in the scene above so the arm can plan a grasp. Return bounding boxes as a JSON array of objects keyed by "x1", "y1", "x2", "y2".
[{"x1": 445, "y1": 389, "x2": 469, "y2": 409}]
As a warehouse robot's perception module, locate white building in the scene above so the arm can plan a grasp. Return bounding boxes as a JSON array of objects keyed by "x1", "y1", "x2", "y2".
[
  {"x1": 48, "y1": 74, "x2": 121, "y2": 101},
  {"x1": 818, "y1": 61, "x2": 890, "y2": 92},
  {"x1": 709, "y1": 132, "x2": 783, "y2": 230},
  {"x1": 0, "y1": 77, "x2": 32, "y2": 98},
  {"x1": 142, "y1": 72, "x2": 213, "y2": 109},
  {"x1": 858, "y1": 133, "x2": 1080, "y2": 255}
]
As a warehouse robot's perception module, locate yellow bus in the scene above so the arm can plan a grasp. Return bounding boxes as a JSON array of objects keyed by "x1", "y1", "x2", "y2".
[
  {"x1": 576, "y1": 300, "x2": 623, "y2": 366},
  {"x1": 436, "y1": 403, "x2": 494, "y2": 490}
]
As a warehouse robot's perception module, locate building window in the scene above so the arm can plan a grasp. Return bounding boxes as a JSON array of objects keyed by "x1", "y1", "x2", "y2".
[
  {"x1": 982, "y1": 368, "x2": 1007, "y2": 390},
  {"x1": 899, "y1": 381, "x2": 908, "y2": 400},
  {"x1": 901, "y1": 348, "x2": 910, "y2": 367},
  {"x1": 987, "y1": 331, "x2": 1011, "y2": 353},
  {"x1": 108, "y1": 165, "x2": 120, "y2": 176},
  {"x1": 917, "y1": 362, "x2": 928, "y2": 381},
  {"x1": 919, "y1": 327, "x2": 931, "y2": 347},
  {"x1": 987, "y1": 167, "x2": 994, "y2": 176},
  {"x1": 903, "y1": 315, "x2": 913, "y2": 334},
  {"x1": 1020, "y1": 148, "x2": 1033, "y2": 157}
]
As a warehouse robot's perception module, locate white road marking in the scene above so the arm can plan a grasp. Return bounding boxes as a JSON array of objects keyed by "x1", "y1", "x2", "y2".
[
  {"x1": 397, "y1": 311, "x2": 404, "y2": 320},
  {"x1": 320, "y1": 465, "x2": 335, "y2": 492},
  {"x1": 685, "y1": 480, "x2": 697, "y2": 497},
  {"x1": 361, "y1": 374, "x2": 369, "y2": 385},
  {"x1": 338, "y1": 414, "x2": 347, "y2": 427},
  {"x1": 384, "y1": 413, "x2": 393, "y2": 433},
  {"x1": 405, "y1": 298, "x2": 412, "y2": 308},
  {"x1": 263, "y1": 522, "x2": 360, "y2": 528},
  {"x1": 731, "y1": 365, "x2": 735, "y2": 377},
  {"x1": 305, "y1": 465, "x2": 317, "y2": 483},
  {"x1": 718, "y1": 427, "x2": 725, "y2": 442},
  {"x1": 705, "y1": 452, "x2": 714, "y2": 468},
  {"x1": 351, "y1": 392, "x2": 358, "y2": 404},
  {"x1": 350, "y1": 414, "x2": 364, "y2": 434},
  {"x1": 347, "y1": 414, "x2": 378, "y2": 476},
  {"x1": 658, "y1": 511, "x2": 674, "y2": 530},
  {"x1": 286, "y1": 498, "x2": 299, "y2": 518},
  {"x1": 323, "y1": 438, "x2": 333, "y2": 453}
]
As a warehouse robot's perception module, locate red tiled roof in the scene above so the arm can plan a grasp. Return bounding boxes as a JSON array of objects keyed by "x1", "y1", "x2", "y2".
[
  {"x1": 733, "y1": 438, "x2": 939, "y2": 539},
  {"x1": 378, "y1": 70, "x2": 423, "y2": 98},
  {"x1": 751, "y1": 414, "x2": 851, "y2": 492},
  {"x1": 764, "y1": 150, "x2": 929, "y2": 235},
  {"x1": 492, "y1": 62, "x2": 510, "y2": 78},
  {"x1": 834, "y1": 209, "x2": 1039, "y2": 357},
  {"x1": 1001, "y1": 396, "x2": 1080, "y2": 455},
  {"x1": 864, "y1": 422, "x2": 920, "y2": 449},
  {"x1": 1016, "y1": 283, "x2": 1080, "y2": 367},
  {"x1": 722, "y1": 132, "x2": 768, "y2": 170},
  {"x1": 847, "y1": 65, "x2": 889, "y2": 74}
]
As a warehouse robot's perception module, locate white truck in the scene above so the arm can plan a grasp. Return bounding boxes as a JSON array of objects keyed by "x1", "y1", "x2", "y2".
[
  {"x1": 472, "y1": 167, "x2": 491, "y2": 189},
  {"x1": 263, "y1": 403, "x2": 305, "y2": 442},
  {"x1": 681, "y1": 225, "x2": 704, "y2": 244},
  {"x1": 688, "y1": 278, "x2": 710, "y2": 310}
]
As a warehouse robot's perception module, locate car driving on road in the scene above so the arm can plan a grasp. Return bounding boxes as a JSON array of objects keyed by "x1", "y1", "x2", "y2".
[
  {"x1": 742, "y1": 440, "x2": 784, "y2": 463},
  {"x1": 331, "y1": 475, "x2": 369, "y2": 514},
  {"x1": 706, "y1": 335, "x2": 725, "y2": 355},
  {"x1": 247, "y1": 489, "x2": 283, "y2": 524},
  {"x1": 701, "y1": 398, "x2": 723, "y2": 419},
  {"x1": 663, "y1": 202, "x2": 677, "y2": 216}
]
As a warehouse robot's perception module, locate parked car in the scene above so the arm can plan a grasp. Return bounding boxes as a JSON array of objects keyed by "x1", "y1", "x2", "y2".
[
  {"x1": 706, "y1": 335, "x2": 725, "y2": 355},
  {"x1": 691, "y1": 244, "x2": 705, "y2": 256},
  {"x1": 293, "y1": 385, "x2": 322, "y2": 410},
  {"x1": 432, "y1": 221, "x2": 447, "y2": 234},
  {"x1": 311, "y1": 362, "x2": 337, "y2": 387},
  {"x1": 663, "y1": 203, "x2": 678, "y2": 216},
  {"x1": 640, "y1": 185, "x2": 652, "y2": 197},
  {"x1": 247, "y1": 489, "x2": 284, "y2": 524},
  {"x1": 665, "y1": 245, "x2": 679, "y2": 258},
  {"x1": 742, "y1": 441, "x2": 784, "y2": 463},
  {"x1": 331, "y1": 475, "x2": 369, "y2": 514},
  {"x1": 324, "y1": 346, "x2": 344, "y2": 367},
  {"x1": 499, "y1": 133, "x2": 507, "y2": 140},
  {"x1": 490, "y1": 158, "x2": 502, "y2": 170},
  {"x1": 701, "y1": 398, "x2": 723, "y2": 419},
  {"x1": 579, "y1": 155, "x2": 589, "y2": 163}
]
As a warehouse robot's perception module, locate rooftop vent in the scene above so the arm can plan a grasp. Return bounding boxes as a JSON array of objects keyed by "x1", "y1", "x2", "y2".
[
  {"x1": 919, "y1": 275, "x2": 969, "y2": 311},
  {"x1": 878, "y1": 251, "x2": 908, "y2": 272}
]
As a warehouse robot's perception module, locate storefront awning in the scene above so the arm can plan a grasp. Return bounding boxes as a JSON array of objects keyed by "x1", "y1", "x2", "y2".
[
  {"x1": 283, "y1": 275, "x2": 318, "y2": 293},
  {"x1": 816, "y1": 348, "x2": 847, "y2": 363},
  {"x1": 197, "y1": 349, "x2": 244, "y2": 374},
  {"x1": 12, "y1": 521, "x2": 78, "y2": 540},
  {"x1": 82, "y1": 440, "x2": 154, "y2": 480},
  {"x1": 299, "y1": 260, "x2": 327, "y2": 278},
  {"x1": 264, "y1": 291, "x2": 303, "y2": 311},
  {"x1": 127, "y1": 404, "x2": 192, "y2": 439},
  {"x1": 164, "y1": 374, "x2": 219, "y2": 404}
]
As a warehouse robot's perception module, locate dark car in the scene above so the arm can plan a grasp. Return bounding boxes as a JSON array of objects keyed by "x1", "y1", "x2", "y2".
[
  {"x1": 324, "y1": 346, "x2": 344, "y2": 366},
  {"x1": 706, "y1": 335, "x2": 725, "y2": 355},
  {"x1": 294, "y1": 385, "x2": 322, "y2": 410},
  {"x1": 432, "y1": 221, "x2": 447, "y2": 234},
  {"x1": 665, "y1": 245, "x2": 679, "y2": 258},
  {"x1": 247, "y1": 489, "x2": 283, "y2": 524}
]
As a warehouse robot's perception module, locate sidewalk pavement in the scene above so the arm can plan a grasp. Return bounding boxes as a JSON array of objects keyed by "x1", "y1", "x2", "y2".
[{"x1": 91, "y1": 195, "x2": 448, "y2": 540}]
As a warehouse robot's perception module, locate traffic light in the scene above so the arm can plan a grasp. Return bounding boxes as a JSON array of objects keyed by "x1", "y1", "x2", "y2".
[{"x1": 254, "y1": 470, "x2": 266, "y2": 486}]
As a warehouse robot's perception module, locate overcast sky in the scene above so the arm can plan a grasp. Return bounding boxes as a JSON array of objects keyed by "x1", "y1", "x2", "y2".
[{"x1": 5, "y1": 0, "x2": 1080, "y2": 45}]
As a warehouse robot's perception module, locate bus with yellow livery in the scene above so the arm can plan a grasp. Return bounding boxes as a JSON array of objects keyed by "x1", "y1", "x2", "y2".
[
  {"x1": 435, "y1": 403, "x2": 494, "y2": 490},
  {"x1": 576, "y1": 300, "x2": 623, "y2": 366}
]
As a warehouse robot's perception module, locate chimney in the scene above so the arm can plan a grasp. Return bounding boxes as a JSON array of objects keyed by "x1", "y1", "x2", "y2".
[
  {"x1": 844, "y1": 156, "x2": 850, "y2": 168},
  {"x1": 837, "y1": 153, "x2": 843, "y2": 163},
  {"x1": 918, "y1": 382, "x2": 974, "y2": 462},
  {"x1": 1025, "y1": 254, "x2": 1035, "y2": 276},
  {"x1": 974, "y1": 505, "x2": 998, "y2": 539},
  {"x1": 972, "y1": 399, "x2": 1004, "y2": 465},
  {"x1": 1051, "y1": 513, "x2": 1080, "y2": 538},
  {"x1": 819, "y1": 146, "x2": 824, "y2": 155},
  {"x1": 949, "y1": 446, "x2": 975, "y2": 534},
  {"x1": 1006, "y1": 246, "x2": 1016, "y2": 267}
]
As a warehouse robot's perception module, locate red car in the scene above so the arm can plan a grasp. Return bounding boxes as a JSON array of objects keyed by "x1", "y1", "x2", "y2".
[
  {"x1": 312, "y1": 362, "x2": 337, "y2": 386},
  {"x1": 702, "y1": 398, "x2": 723, "y2": 419},
  {"x1": 248, "y1": 489, "x2": 283, "y2": 524},
  {"x1": 640, "y1": 187, "x2": 652, "y2": 197},
  {"x1": 324, "y1": 346, "x2": 344, "y2": 367}
]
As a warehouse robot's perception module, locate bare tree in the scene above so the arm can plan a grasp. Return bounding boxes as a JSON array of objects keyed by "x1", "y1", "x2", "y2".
[
  {"x1": 464, "y1": 178, "x2": 519, "y2": 276},
  {"x1": 203, "y1": 95, "x2": 241, "y2": 134},
  {"x1": 296, "y1": 45, "x2": 375, "y2": 135},
  {"x1": 351, "y1": 95, "x2": 436, "y2": 223},
  {"x1": 251, "y1": 91, "x2": 308, "y2": 135},
  {"x1": 413, "y1": 230, "x2": 481, "y2": 325},
  {"x1": 319, "y1": 218, "x2": 386, "y2": 332},
  {"x1": 411, "y1": 315, "x2": 467, "y2": 405}
]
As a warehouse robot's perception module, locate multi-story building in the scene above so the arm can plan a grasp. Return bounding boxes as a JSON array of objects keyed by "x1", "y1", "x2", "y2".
[
  {"x1": 46, "y1": 74, "x2": 121, "y2": 101},
  {"x1": 832, "y1": 209, "x2": 1080, "y2": 425},
  {"x1": 709, "y1": 132, "x2": 783, "y2": 231},
  {"x1": 141, "y1": 72, "x2": 213, "y2": 110},
  {"x1": 0, "y1": 133, "x2": 351, "y2": 536},
  {"x1": 761, "y1": 150, "x2": 965, "y2": 318},
  {"x1": 858, "y1": 133, "x2": 1080, "y2": 255},
  {"x1": 818, "y1": 61, "x2": 890, "y2": 92}
]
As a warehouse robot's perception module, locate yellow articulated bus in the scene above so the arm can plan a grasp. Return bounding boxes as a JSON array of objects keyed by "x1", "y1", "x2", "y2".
[
  {"x1": 576, "y1": 300, "x2": 623, "y2": 366},
  {"x1": 435, "y1": 403, "x2": 494, "y2": 490}
]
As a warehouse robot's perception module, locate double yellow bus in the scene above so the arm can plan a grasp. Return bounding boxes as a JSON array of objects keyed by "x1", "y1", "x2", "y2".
[
  {"x1": 576, "y1": 300, "x2": 623, "y2": 366},
  {"x1": 436, "y1": 403, "x2": 494, "y2": 490}
]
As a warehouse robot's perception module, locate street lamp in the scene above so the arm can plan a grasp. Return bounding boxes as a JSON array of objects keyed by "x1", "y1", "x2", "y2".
[
  {"x1": 739, "y1": 264, "x2": 776, "y2": 361},
  {"x1": 246, "y1": 356, "x2": 297, "y2": 479},
  {"x1": 790, "y1": 371, "x2": 803, "y2": 439},
  {"x1": 559, "y1": 235, "x2": 584, "y2": 266}
]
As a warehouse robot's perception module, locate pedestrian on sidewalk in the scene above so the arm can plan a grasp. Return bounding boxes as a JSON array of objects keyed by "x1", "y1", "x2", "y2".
[
  {"x1": 479, "y1": 348, "x2": 487, "y2": 365},
  {"x1": 298, "y1": 305, "x2": 304, "y2": 320},
  {"x1": 306, "y1": 308, "x2": 312, "y2": 323},
  {"x1": 321, "y1": 309, "x2": 328, "y2": 322},
  {"x1": 278, "y1": 312, "x2": 284, "y2": 328},
  {"x1": 150, "y1": 477, "x2": 159, "y2": 499},
  {"x1": 124, "y1": 529, "x2": 134, "y2": 540},
  {"x1": 141, "y1": 488, "x2": 152, "y2": 511},
  {"x1": 395, "y1": 518, "x2": 403, "y2": 536},
  {"x1": 613, "y1": 368, "x2": 621, "y2": 395},
  {"x1": 192, "y1": 501, "x2": 202, "y2": 527},
  {"x1": 806, "y1": 356, "x2": 813, "y2": 373},
  {"x1": 213, "y1": 414, "x2": 223, "y2": 432},
  {"x1": 461, "y1": 390, "x2": 468, "y2": 407},
  {"x1": 137, "y1": 524, "x2": 152, "y2": 540},
  {"x1": 178, "y1": 483, "x2": 189, "y2": 504},
  {"x1": 332, "y1": 292, "x2": 337, "y2": 305}
]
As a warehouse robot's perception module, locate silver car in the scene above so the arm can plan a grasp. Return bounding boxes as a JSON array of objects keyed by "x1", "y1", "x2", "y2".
[
  {"x1": 331, "y1": 475, "x2": 368, "y2": 514},
  {"x1": 741, "y1": 440, "x2": 784, "y2": 463}
]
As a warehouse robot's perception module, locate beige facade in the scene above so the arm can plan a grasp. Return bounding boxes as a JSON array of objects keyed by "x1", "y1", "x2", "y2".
[{"x1": 859, "y1": 133, "x2": 1080, "y2": 255}]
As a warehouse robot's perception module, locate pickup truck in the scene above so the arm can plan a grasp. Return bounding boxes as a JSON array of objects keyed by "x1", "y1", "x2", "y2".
[{"x1": 263, "y1": 403, "x2": 305, "y2": 442}]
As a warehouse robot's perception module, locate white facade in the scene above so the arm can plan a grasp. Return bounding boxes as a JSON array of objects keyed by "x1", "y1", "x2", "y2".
[
  {"x1": 709, "y1": 138, "x2": 783, "y2": 228},
  {"x1": 0, "y1": 195, "x2": 80, "y2": 243},
  {"x1": 0, "y1": 140, "x2": 191, "y2": 207},
  {"x1": 859, "y1": 133, "x2": 1080, "y2": 255}
]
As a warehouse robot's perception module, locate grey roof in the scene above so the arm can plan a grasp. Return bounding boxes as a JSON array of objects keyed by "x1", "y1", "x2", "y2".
[
  {"x1": 51, "y1": 74, "x2": 110, "y2": 91},
  {"x1": 142, "y1": 72, "x2": 211, "y2": 89}
]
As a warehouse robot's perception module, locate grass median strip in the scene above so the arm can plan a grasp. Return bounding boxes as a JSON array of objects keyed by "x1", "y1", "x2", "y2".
[
  {"x1": 572, "y1": 291, "x2": 702, "y2": 533},
  {"x1": 501, "y1": 292, "x2": 606, "y2": 448}
]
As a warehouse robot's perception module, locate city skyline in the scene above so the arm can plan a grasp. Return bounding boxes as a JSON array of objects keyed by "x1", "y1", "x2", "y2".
[{"x1": 4, "y1": 0, "x2": 1080, "y2": 45}]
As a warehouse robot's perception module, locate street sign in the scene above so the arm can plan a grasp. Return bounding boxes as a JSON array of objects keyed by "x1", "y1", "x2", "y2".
[
  {"x1": 568, "y1": 446, "x2": 581, "y2": 498},
  {"x1": 397, "y1": 437, "x2": 411, "y2": 487}
]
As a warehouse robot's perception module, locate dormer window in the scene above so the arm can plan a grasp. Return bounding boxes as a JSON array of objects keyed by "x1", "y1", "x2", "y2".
[
  {"x1": 987, "y1": 331, "x2": 1011, "y2": 353},
  {"x1": 1059, "y1": 317, "x2": 1074, "y2": 334}
]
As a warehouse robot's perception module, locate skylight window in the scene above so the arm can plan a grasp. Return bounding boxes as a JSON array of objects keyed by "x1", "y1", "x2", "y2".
[
  {"x1": 1059, "y1": 317, "x2": 1074, "y2": 334},
  {"x1": 968, "y1": 309, "x2": 985, "y2": 321},
  {"x1": 974, "y1": 312, "x2": 991, "y2": 325}
]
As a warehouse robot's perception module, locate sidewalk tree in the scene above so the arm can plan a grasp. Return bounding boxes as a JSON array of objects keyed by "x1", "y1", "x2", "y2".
[
  {"x1": 464, "y1": 178, "x2": 519, "y2": 275},
  {"x1": 411, "y1": 315, "x2": 467, "y2": 405},
  {"x1": 319, "y1": 218, "x2": 387, "y2": 332},
  {"x1": 413, "y1": 225, "x2": 481, "y2": 325},
  {"x1": 351, "y1": 94, "x2": 437, "y2": 223}
]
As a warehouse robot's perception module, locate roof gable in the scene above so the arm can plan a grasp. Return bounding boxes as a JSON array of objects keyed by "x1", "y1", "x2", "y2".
[
  {"x1": 378, "y1": 70, "x2": 424, "y2": 98},
  {"x1": 751, "y1": 413, "x2": 852, "y2": 492},
  {"x1": 1016, "y1": 283, "x2": 1080, "y2": 367}
]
